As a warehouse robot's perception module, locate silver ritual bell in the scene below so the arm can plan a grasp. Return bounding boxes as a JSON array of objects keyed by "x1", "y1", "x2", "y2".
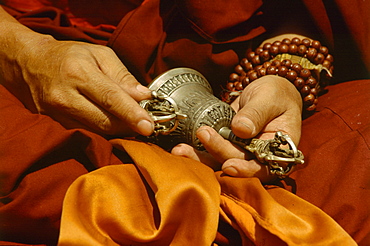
[
  {"x1": 139, "y1": 67, "x2": 235, "y2": 150},
  {"x1": 139, "y1": 67, "x2": 305, "y2": 179}
]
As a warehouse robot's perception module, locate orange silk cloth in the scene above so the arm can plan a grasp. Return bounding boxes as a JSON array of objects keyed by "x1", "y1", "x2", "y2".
[{"x1": 58, "y1": 139, "x2": 356, "y2": 245}]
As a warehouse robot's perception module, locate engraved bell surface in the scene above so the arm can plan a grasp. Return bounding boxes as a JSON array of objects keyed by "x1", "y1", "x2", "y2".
[{"x1": 140, "y1": 67, "x2": 236, "y2": 150}]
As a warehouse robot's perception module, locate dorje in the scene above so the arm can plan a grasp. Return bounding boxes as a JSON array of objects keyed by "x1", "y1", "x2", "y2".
[{"x1": 139, "y1": 68, "x2": 304, "y2": 179}]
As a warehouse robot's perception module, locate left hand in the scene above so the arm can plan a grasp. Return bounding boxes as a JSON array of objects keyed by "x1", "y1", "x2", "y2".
[{"x1": 171, "y1": 75, "x2": 302, "y2": 183}]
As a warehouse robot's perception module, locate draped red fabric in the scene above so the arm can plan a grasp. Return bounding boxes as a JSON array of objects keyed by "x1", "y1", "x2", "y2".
[{"x1": 0, "y1": 0, "x2": 369, "y2": 245}]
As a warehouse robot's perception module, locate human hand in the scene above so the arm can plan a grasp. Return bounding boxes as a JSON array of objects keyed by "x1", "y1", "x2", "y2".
[
  {"x1": 171, "y1": 75, "x2": 302, "y2": 182},
  {"x1": 10, "y1": 38, "x2": 154, "y2": 136}
]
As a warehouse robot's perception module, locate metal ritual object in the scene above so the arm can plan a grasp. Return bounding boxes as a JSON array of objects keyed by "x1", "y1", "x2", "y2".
[{"x1": 139, "y1": 68, "x2": 304, "y2": 178}]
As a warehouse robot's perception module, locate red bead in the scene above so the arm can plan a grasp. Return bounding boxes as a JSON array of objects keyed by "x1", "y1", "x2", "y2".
[
  {"x1": 314, "y1": 53, "x2": 325, "y2": 64},
  {"x1": 228, "y1": 73, "x2": 239, "y2": 82},
  {"x1": 311, "y1": 40, "x2": 321, "y2": 49},
  {"x1": 294, "y1": 77, "x2": 305, "y2": 90},
  {"x1": 291, "y1": 37, "x2": 301, "y2": 45},
  {"x1": 289, "y1": 44, "x2": 298, "y2": 54},
  {"x1": 302, "y1": 38, "x2": 311, "y2": 47},
  {"x1": 260, "y1": 50, "x2": 270, "y2": 61},
  {"x1": 286, "y1": 70, "x2": 298, "y2": 82},
  {"x1": 266, "y1": 66, "x2": 278, "y2": 75},
  {"x1": 270, "y1": 45, "x2": 280, "y2": 56},
  {"x1": 320, "y1": 46, "x2": 329, "y2": 56},
  {"x1": 298, "y1": 45, "x2": 307, "y2": 56},
  {"x1": 278, "y1": 66, "x2": 288, "y2": 77},
  {"x1": 279, "y1": 44, "x2": 289, "y2": 53},
  {"x1": 300, "y1": 69, "x2": 311, "y2": 79},
  {"x1": 307, "y1": 47, "x2": 318, "y2": 61},
  {"x1": 306, "y1": 77, "x2": 317, "y2": 88},
  {"x1": 291, "y1": 63, "x2": 302, "y2": 74}
]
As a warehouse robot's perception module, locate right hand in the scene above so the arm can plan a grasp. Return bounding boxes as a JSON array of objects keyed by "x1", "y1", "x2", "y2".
[{"x1": 5, "y1": 37, "x2": 154, "y2": 136}]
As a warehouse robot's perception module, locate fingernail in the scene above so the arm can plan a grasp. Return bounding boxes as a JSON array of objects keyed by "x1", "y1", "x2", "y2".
[
  {"x1": 136, "y1": 84, "x2": 151, "y2": 95},
  {"x1": 222, "y1": 166, "x2": 239, "y2": 176},
  {"x1": 237, "y1": 117, "x2": 255, "y2": 134},
  {"x1": 197, "y1": 128, "x2": 211, "y2": 142},
  {"x1": 137, "y1": 119, "x2": 154, "y2": 136}
]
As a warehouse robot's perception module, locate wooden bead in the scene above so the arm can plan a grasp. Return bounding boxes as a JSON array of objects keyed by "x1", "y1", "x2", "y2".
[
  {"x1": 300, "y1": 85, "x2": 311, "y2": 96},
  {"x1": 266, "y1": 66, "x2": 278, "y2": 75},
  {"x1": 234, "y1": 64, "x2": 245, "y2": 75},
  {"x1": 291, "y1": 37, "x2": 301, "y2": 45},
  {"x1": 278, "y1": 66, "x2": 288, "y2": 77},
  {"x1": 246, "y1": 51, "x2": 255, "y2": 61},
  {"x1": 279, "y1": 44, "x2": 289, "y2": 53},
  {"x1": 302, "y1": 38, "x2": 311, "y2": 47},
  {"x1": 311, "y1": 40, "x2": 321, "y2": 49},
  {"x1": 281, "y1": 59, "x2": 292, "y2": 68},
  {"x1": 307, "y1": 47, "x2": 318, "y2": 61},
  {"x1": 306, "y1": 77, "x2": 317, "y2": 88},
  {"x1": 306, "y1": 104, "x2": 317, "y2": 111},
  {"x1": 310, "y1": 87, "x2": 318, "y2": 96},
  {"x1": 270, "y1": 45, "x2": 280, "y2": 56},
  {"x1": 326, "y1": 54, "x2": 334, "y2": 63},
  {"x1": 255, "y1": 47, "x2": 264, "y2": 55},
  {"x1": 235, "y1": 82, "x2": 243, "y2": 91},
  {"x1": 226, "y1": 82, "x2": 235, "y2": 91},
  {"x1": 289, "y1": 44, "x2": 298, "y2": 54},
  {"x1": 228, "y1": 73, "x2": 239, "y2": 82},
  {"x1": 304, "y1": 94, "x2": 315, "y2": 105},
  {"x1": 298, "y1": 45, "x2": 307, "y2": 56},
  {"x1": 271, "y1": 59, "x2": 281, "y2": 67},
  {"x1": 251, "y1": 55, "x2": 261, "y2": 65},
  {"x1": 320, "y1": 46, "x2": 329, "y2": 56},
  {"x1": 291, "y1": 63, "x2": 302, "y2": 74},
  {"x1": 263, "y1": 42, "x2": 272, "y2": 50},
  {"x1": 322, "y1": 60, "x2": 331, "y2": 69},
  {"x1": 314, "y1": 53, "x2": 325, "y2": 64},
  {"x1": 286, "y1": 70, "x2": 298, "y2": 82},
  {"x1": 294, "y1": 77, "x2": 305, "y2": 90},
  {"x1": 300, "y1": 68, "x2": 311, "y2": 79},
  {"x1": 240, "y1": 58, "x2": 249, "y2": 66},
  {"x1": 273, "y1": 41, "x2": 282, "y2": 46},
  {"x1": 282, "y1": 38, "x2": 291, "y2": 44},
  {"x1": 256, "y1": 67, "x2": 267, "y2": 77},
  {"x1": 242, "y1": 77, "x2": 250, "y2": 87},
  {"x1": 260, "y1": 50, "x2": 270, "y2": 61},
  {"x1": 248, "y1": 71, "x2": 258, "y2": 81}
]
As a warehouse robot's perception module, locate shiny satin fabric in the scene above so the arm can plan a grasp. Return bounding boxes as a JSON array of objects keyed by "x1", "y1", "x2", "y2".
[{"x1": 58, "y1": 140, "x2": 356, "y2": 245}]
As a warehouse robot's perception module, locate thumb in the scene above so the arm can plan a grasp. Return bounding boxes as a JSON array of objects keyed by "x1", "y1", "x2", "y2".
[{"x1": 231, "y1": 85, "x2": 284, "y2": 139}]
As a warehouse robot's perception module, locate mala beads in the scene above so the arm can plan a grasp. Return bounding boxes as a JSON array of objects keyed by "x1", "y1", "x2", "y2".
[{"x1": 222, "y1": 37, "x2": 334, "y2": 111}]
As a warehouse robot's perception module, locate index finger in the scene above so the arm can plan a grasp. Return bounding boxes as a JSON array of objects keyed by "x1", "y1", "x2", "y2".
[{"x1": 78, "y1": 72, "x2": 154, "y2": 136}]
